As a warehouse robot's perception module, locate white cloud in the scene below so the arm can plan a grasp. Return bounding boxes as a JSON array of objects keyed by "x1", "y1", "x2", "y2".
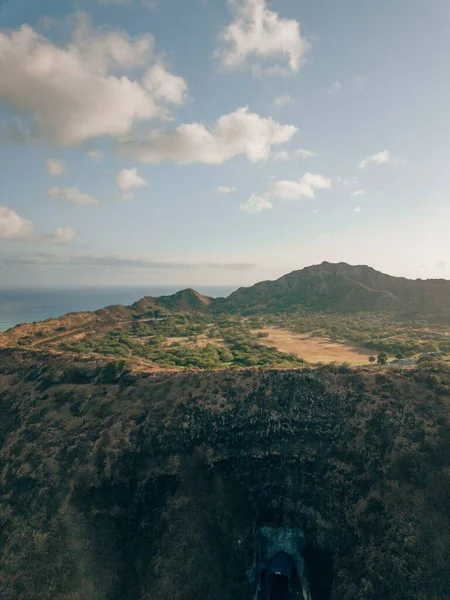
[
  {"x1": 312, "y1": 209, "x2": 319, "y2": 214},
  {"x1": 358, "y1": 150, "x2": 407, "y2": 170},
  {"x1": 119, "y1": 106, "x2": 297, "y2": 165},
  {"x1": 0, "y1": 206, "x2": 34, "y2": 240},
  {"x1": 273, "y1": 94, "x2": 294, "y2": 107},
  {"x1": 116, "y1": 167, "x2": 148, "y2": 192},
  {"x1": 217, "y1": 185, "x2": 237, "y2": 194},
  {"x1": 142, "y1": 64, "x2": 187, "y2": 105},
  {"x1": 87, "y1": 149, "x2": 103, "y2": 161},
  {"x1": 336, "y1": 176, "x2": 359, "y2": 187},
  {"x1": 240, "y1": 194, "x2": 272, "y2": 213},
  {"x1": 242, "y1": 172, "x2": 331, "y2": 214},
  {"x1": 327, "y1": 81, "x2": 342, "y2": 95},
  {"x1": 47, "y1": 187, "x2": 100, "y2": 205},
  {"x1": 272, "y1": 150, "x2": 290, "y2": 161},
  {"x1": 354, "y1": 206, "x2": 362, "y2": 213},
  {"x1": 0, "y1": 15, "x2": 188, "y2": 145},
  {"x1": 52, "y1": 228, "x2": 77, "y2": 244},
  {"x1": 296, "y1": 148, "x2": 317, "y2": 158},
  {"x1": 0, "y1": 206, "x2": 75, "y2": 243},
  {"x1": 46, "y1": 159, "x2": 67, "y2": 176},
  {"x1": 267, "y1": 172, "x2": 331, "y2": 200},
  {"x1": 217, "y1": 0, "x2": 309, "y2": 74},
  {"x1": 352, "y1": 189, "x2": 365, "y2": 196}
]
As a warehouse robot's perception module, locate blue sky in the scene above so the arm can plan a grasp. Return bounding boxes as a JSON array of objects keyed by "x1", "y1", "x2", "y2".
[{"x1": 0, "y1": 0, "x2": 449, "y2": 288}]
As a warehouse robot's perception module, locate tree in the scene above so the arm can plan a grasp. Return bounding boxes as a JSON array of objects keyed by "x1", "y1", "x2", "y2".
[
  {"x1": 395, "y1": 352, "x2": 404, "y2": 360},
  {"x1": 101, "y1": 360, "x2": 126, "y2": 383},
  {"x1": 368, "y1": 356, "x2": 376, "y2": 363},
  {"x1": 377, "y1": 352, "x2": 388, "y2": 365}
]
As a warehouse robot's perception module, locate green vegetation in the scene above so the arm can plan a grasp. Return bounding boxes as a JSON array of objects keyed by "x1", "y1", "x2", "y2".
[
  {"x1": 56, "y1": 314, "x2": 306, "y2": 368},
  {"x1": 49, "y1": 307, "x2": 450, "y2": 369},
  {"x1": 1, "y1": 351, "x2": 449, "y2": 599}
]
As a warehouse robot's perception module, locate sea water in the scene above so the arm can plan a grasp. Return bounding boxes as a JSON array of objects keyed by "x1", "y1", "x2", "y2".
[{"x1": 0, "y1": 286, "x2": 236, "y2": 332}]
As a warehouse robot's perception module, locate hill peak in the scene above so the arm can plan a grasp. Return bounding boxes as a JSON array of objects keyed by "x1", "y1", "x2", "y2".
[{"x1": 157, "y1": 288, "x2": 213, "y2": 311}]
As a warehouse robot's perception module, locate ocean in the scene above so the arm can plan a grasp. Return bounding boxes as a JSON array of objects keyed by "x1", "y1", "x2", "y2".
[{"x1": 0, "y1": 286, "x2": 237, "y2": 332}]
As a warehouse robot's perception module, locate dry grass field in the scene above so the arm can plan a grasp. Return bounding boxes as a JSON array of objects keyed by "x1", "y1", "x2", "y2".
[{"x1": 253, "y1": 327, "x2": 372, "y2": 365}]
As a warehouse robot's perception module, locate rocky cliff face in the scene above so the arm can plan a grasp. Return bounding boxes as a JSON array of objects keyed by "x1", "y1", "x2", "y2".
[{"x1": 0, "y1": 350, "x2": 449, "y2": 600}]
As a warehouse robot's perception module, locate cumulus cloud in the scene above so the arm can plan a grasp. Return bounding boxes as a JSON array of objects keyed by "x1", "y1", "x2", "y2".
[
  {"x1": 0, "y1": 206, "x2": 34, "y2": 240},
  {"x1": 273, "y1": 94, "x2": 294, "y2": 107},
  {"x1": 217, "y1": 185, "x2": 237, "y2": 194},
  {"x1": 242, "y1": 173, "x2": 331, "y2": 214},
  {"x1": 240, "y1": 194, "x2": 273, "y2": 213},
  {"x1": 47, "y1": 187, "x2": 100, "y2": 205},
  {"x1": 354, "y1": 206, "x2": 362, "y2": 213},
  {"x1": 267, "y1": 173, "x2": 331, "y2": 200},
  {"x1": 87, "y1": 149, "x2": 103, "y2": 161},
  {"x1": 116, "y1": 167, "x2": 148, "y2": 192},
  {"x1": 352, "y1": 189, "x2": 365, "y2": 196},
  {"x1": 0, "y1": 14, "x2": 187, "y2": 145},
  {"x1": 217, "y1": 0, "x2": 309, "y2": 74},
  {"x1": 119, "y1": 106, "x2": 297, "y2": 165},
  {"x1": 0, "y1": 206, "x2": 75, "y2": 243},
  {"x1": 46, "y1": 159, "x2": 67, "y2": 176},
  {"x1": 272, "y1": 150, "x2": 290, "y2": 161},
  {"x1": 358, "y1": 150, "x2": 407, "y2": 170},
  {"x1": 296, "y1": 148, "x2": 317, "y2": 158},
  {"x1": 142, "y1": 64, "x2": 187, "y2": 105}
]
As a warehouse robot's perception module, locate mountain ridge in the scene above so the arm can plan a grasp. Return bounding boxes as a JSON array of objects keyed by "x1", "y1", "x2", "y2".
[{"x1": 214, "y1": 261, "x2": 450, "y2": 320}]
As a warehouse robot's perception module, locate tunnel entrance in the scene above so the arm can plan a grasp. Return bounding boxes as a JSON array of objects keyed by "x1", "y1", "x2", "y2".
[{"x1": 302, "y1": 544, "x2": 333, "y2": 600}]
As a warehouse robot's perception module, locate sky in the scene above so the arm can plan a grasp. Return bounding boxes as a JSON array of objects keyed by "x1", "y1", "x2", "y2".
[{"x1": 0, "y1": 0, "x2": 449, "y2": 288}]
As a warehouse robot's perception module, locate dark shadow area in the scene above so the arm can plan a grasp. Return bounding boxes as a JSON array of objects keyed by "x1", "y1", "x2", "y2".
[{"x1": 302, "y1": 544, "x2": 333, "y2": 600}]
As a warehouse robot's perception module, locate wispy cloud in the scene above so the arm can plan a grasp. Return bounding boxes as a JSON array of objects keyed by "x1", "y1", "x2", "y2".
[
  {"x1": 358, "y1": 150, "x2": 407, "y2": 170},
  {"x1": 46, "y1": 159, "x2": 67, "y2": 176},
  {"x1": 267, "y1": 173, "x2": 332, "y2": 200},
  {"x1": 273, "y1": 94, "x2": 294, "y2": 107},
  {"x1": 327, "y1": 81, "x2": 342, "y2": 95},
  {"x1": 2, "y1": 252, "x2": 257, "y2": 271},
  {"x1": 47, "y1": 187, "x2": 100, "y2": 205},
  {"x1": 351, "y1": 189, "x2": 365, "y2": 196},
  {"x1": 240, "y1": 195, "x2": 273, "y2": 213},
  {"x1": 336, "y1": 176, "x2": 359, "y2": 187},
  {"x1": 272, "y1": 150, "x2": 291, "y2": 161},
  {"x1": 217, "y1": 185, "x2": 237, "y2": 194},
  {"x1": 296, "y1": 148, "x2": 317, "y2": 158},
  {"x1": 242, "y1": 173, "x2": 331, "y2": 214},
  {"x1": 87, "y1": 149, "x2": 103, "y2": 161}
]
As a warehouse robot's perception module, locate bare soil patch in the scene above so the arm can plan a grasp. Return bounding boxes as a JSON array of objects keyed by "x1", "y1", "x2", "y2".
[{"x1": 253, "y1": 327, "x2": 371, "y2": 364}]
